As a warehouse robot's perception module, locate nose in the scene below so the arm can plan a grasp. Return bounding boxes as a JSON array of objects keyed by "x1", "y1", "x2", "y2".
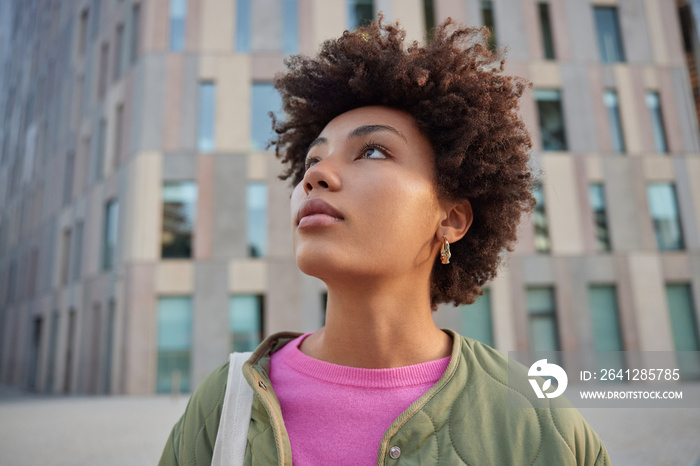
[{"x1": 302, "y1": 158, "x2": 341, "y2": 194}]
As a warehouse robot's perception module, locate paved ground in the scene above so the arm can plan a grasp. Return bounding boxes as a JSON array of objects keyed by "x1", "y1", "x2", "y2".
[
  {"x1": 1, "y1": 384, "x2": 700, "y2": 465},
  {"x1": 0, "y1": 385, "x2": 189, "y2": 466},
  {"x1": 579, "y1": 407, "x2": 700, "y2": 466}
]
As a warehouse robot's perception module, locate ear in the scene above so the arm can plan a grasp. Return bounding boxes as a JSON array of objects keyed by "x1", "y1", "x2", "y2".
[{"x1": 438, "y1": 198, "x2": 473, "y2": 243}]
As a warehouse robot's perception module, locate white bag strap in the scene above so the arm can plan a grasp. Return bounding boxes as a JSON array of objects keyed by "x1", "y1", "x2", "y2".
[{"x1": 211, "y1": 352, "x2": 254, "y2": 466}]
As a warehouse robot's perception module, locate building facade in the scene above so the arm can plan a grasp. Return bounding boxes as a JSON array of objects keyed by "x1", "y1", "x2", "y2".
[
  {"x1": 0, "y1": 0, "x2": 699, "y2": 395},
  {"x1": 679, "y1": 0, "x2": 700, "y2": 127}
]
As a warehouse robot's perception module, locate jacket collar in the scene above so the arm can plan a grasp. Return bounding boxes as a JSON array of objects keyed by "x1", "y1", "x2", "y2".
[{"x1": 243, "y1": 329, "x2": 464, "y2": 378}]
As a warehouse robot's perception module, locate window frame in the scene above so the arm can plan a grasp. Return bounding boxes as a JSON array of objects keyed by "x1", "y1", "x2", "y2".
[
  {"x1": 589, "y1": 183, "x2": 612, "y2": 252},
  {"x1": 603, "y1": 89, "x2": 626, "y2": 153},
  {"x1": 538, "y1": 1, "x2": 555, "y2": 60},
  {"x1": 169, "y1": 0, "x2": 188, "y2": 52},
  {"x1": 645, "y1": 91, "x2": 669, "y2": 154},
  {"x1": 197, "y1": 81, "x2": 216, "y2": 153},
  {"x1": 534, "y1": 88, "x2": 568, "y2": 152},
  {"x1": 102, "y1": 198, "x2": 119, "y2": 271},
  {"x1": 156, "y1": 296, "x2": 193, "y2": 393},
  {"x1": 526, "y1": 287, "x2": 561, "y2": 361},
  {"x1": 161, "y1": 181, "x2": 198, "y2": 259},
  {"x1": 229, "y1": 294, "x2": 265, "y2": 353},
  {"x1": 593, "y1": 6, "x2": 626, "y2": 63},
  {"x1": 647, "y1": 183, "x2": 685, "y2": 251}
]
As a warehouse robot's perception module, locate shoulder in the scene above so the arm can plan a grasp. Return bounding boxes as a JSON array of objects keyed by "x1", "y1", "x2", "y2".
[
  {"x1": 159, "y1": 333, "x2": 302, "y2": 466},
  {"x1": 186, "y1": 361, "x2": 231, "y2": 430},
  {"x1": 455, "y1": 335, "x2": 610, "y2": 465}
]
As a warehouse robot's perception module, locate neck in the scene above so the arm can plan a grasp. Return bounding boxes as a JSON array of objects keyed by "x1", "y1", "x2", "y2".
[{"x1": 299, "y1": 275, "x2": 452, "y2": 368}]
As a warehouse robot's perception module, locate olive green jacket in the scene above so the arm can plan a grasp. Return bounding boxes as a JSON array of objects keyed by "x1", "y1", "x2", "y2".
[{"x1": 158, "y1": 330, "x2": 610, "y2": 465}]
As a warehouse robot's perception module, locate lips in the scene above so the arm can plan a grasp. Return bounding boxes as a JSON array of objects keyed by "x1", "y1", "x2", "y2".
[{"x1": 296, "y1": 198, "x2": 344, "y2": 226}]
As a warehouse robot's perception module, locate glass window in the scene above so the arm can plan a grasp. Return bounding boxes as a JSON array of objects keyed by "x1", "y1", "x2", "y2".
[
  {"x1": 679, "y1": 4, "x2": 695, "y2": 54},
  {"x1": 527, "y1": 287, "x2": 560, "y2": 360},
  {"x1": 646, "y1": 91, "x2": 668, "y2": 153},
  {"x1": 73, "y1": 76, "x2": 84, "y2": 126},
  {"x1": 589, "y1": 183, "x2": 611, "y2": 251},
  {"x1": 535, "y1": 89, "x2": 567, "y2": 151},
  {"x1": 63, "y1": 151, "x2": 75, "y2": 205},
  {"x1": 236, "y1": 0, "x2": 251, "y2": 52},
  {"x1": 230, "y1": 295, "x2": 264, "y2": 352},
  {"x1": 103, "y1": 199, "x2": 119, "y2": 270},
  {"x1": 251, "y1": 83, "x2": 282, "y2": 151},
  {"x1": 198, "y1": 81, "x2": 216, "y2": 153},
  {"x1": 161, "y1": 182, "x2": 198, "y2": 258},
  {"x1": 603, "y1": 90, "x2": 625, "y2": 153},
  {"x1": 96, "y1": 118, "x2": 106, "y2": 180},
  {"x1": 594, "y1": 6, "x2": 625, "y2": 63},
  {"x1": 282, "y1": 0, "x2": 299, "y2": 54},
  {"x1": 113, "y1": 24, "x2": 124, "y2": 81},
  {"x1": 460, "y1": 289, "x2": 493, "y2": 346},
  {"x1": 89, "y1": 305, "x2": 102, "y2": 394},
  {"x1": 103, "y1": 299, "x2": 116, "y2": 392},
  {"x1": 665, "y1": 284, "x2": 700, "y2": 379},
  {"x1": 73, "y1": 221, "x2": 84, "y2": 282},
  {"x1": 82, "y1": 136, "x2": 92, "y2": 185},
  {"x1": 424, "y1": 0, "x2": 436, "y2": 42},
  {"x1": 533, "y1": 183, "x2": 551, "y2": 253},
  {"x1": 28, "y1": 317, "x2": 42, "y2": 391},
  {"x1": 98, "y1": 42, "x2": 110, "y2": 99},
  {"x1": 46, "y1": 312, "x2": 60, "y2": 392},
  {"x1": 64, "y1": 310, "x2": 77, "y2": 393},
  {"x1": 78, "y1": 9, "x2": 89, "y2": 57},
  {"x1": 29, "y1": 248, "x2": 39, "y2": 296},
  {"x1": 481, "y1": 0, "x2": 497, "y2": 51},
  {"x1": 538, "y1": 2, "x2": 555, "y2": 60},
  {"x1": 588, "y1": 285, "x2": 625, "y2": 370},
  {"x1": 130, "y1": 3, "x2": 140, "y2": 64},
  {"x1": 90, "y1": 0, "x2": 102, "y2": 39},
  {"x1": 647, "y1": 183, "x2": 684, "y2": 251},
  {"x1": 247, "y1": 183, "x2": 267, "y2": 257},
  {"x1": 113, "y1": 104, "x2": 124, "y2": 169},
  {"x1": 60, "y1": 228, "x2": 72, "y2": 286},
  {"x1": 169, "y1": 0, "x2": 187, "y2": 52},
  {"x1": 157, "y1": 296, "x2": 192, "y2": 393},
  {"x1": 347, "y1": 0, "x2": 374, "y2": 30}
]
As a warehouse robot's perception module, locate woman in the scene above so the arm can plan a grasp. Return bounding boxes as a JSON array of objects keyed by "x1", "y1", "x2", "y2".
[{"x1": 159, "y1": 17, "x2": 609, "y2": 465}]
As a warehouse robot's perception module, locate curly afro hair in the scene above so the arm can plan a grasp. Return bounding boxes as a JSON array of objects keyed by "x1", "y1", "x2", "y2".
[{"x1": 271, "y1": 16, "x2": 537, "y2": 310}]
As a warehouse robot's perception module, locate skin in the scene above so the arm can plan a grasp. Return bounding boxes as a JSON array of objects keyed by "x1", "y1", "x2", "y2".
[{"x1": 290, "y1": 106, "x2": 473, "y2": 369}]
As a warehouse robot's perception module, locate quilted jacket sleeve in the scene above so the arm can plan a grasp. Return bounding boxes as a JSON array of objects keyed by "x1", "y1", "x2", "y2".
[
  {"x1": 595, "y1": 444, "x2": 611, "y2": 465},
  {"x1": 547, "y1": 397, "x2": 611, "y2": 466},
  {"x1": 158, "y1": 363, "x2": 230, "y2": 466}
]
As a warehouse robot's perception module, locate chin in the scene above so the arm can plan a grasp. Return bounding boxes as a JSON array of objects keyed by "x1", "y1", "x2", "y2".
[
  {"x1": 295, "y1": 247, "x2": 391, "y2": 284},
  {"x1": 295, "y1": 249, "x2": 340, "y2": 280}
]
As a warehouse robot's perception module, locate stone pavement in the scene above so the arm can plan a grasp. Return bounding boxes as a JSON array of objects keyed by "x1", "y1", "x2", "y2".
[
  {"x1": 0, "y1": 386, "x2": 189, "y2": 466},
  {"x1": 1, "y1": 384, "x2": 700, "y2": 465},
  {"x1": 579, "y1": 406, "x2": 700, "y2": 466}
]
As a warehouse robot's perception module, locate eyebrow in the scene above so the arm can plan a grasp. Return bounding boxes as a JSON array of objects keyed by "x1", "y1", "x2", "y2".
[
  {"x1": 349, "y1": 124, "x2": 407, "y2": 143},
  {"x1": 306, "y1": 124, "x2": 408, "y2": 153}
]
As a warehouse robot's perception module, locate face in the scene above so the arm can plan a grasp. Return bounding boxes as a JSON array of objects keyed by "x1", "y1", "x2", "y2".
[{"x1": 290, "y1": 106, "x2": 446, "y2": 282}]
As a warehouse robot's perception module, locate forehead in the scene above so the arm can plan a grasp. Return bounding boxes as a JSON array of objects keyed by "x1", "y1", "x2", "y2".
[{"x1": 319, "y1": 106, "x2": 423, "y2": 139}]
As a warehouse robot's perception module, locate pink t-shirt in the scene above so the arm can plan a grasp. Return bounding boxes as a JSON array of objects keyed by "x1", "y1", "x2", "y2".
[{"x1": 269, "y1": 333, "x2": 450, "y2": 465}]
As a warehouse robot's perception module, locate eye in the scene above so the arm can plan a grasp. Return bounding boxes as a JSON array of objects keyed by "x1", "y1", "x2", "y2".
[
  {"x1": 360, "y1": 143, "x2": 389, "y2": 160},
  {"x1": 304, "y1": 157, "x2": 319, "y2": 171}
]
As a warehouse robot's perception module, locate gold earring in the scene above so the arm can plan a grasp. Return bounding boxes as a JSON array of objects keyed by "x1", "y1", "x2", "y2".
[{"x1": 440, "y1": 235, "x2": 451, "y2": 264}]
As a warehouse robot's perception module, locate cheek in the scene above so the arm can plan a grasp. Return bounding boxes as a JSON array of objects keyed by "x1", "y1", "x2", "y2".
[
  {"x1": 355, "y1": 182, "x2": 439, "y2": 271},
  {"x1": 290, "y1": 182, "x2": 305, "y2": 223},
  {"x1": 361, "y1": 175, "x2": 440, "y2": 237}
]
